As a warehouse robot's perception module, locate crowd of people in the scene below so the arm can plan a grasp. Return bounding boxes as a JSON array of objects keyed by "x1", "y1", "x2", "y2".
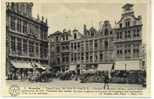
[
  {"x1": 7, "y1": 66, "x2": 146, "y2": 88},
  {"x1": 7, "y1": 68, "x2": 53, "y2": 82}
]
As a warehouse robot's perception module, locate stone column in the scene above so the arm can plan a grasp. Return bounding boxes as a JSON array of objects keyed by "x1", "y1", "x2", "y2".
[
  {"x1": 93, "y1": 39, "x2": 95, "y2": 63},
  {"x1": 15, "y1": 17, "x2": 17, "y2": 31},
  {"x1": 27, "y1": 40, "x2": 29, "y2": 57},
  {"x1": 21, "y1": 38, "x2": 23, "y2": 56},
  {"x1": 15, "y1": 37, "x2": 18, "y2": 55},
  {"x1": 21, "y1": 19, "x2": 23, "y2": 33}
]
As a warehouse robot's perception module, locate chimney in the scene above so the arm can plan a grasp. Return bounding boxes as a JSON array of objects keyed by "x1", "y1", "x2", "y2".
[
  {"x1": 84, "y1": 24, "x2": 87, "y2": 35},
  {"x1": 42, "y1": 16, "x2": 44, "y2": 22},
  {"x1": 45, "y1": 18, "x2": 48, "y2": 24}
]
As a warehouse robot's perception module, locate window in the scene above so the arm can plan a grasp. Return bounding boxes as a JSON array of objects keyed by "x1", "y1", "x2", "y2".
[
  {"x1": 78, "y1": 53, "x2": 80, "y2": 60},
  {"x1": 35, "y1": 43, "x2": 39, "y2": 57},
  {"x1": 16, "y1": 4, "x2": 19, "y2": 12},
  {"x1": 23, "y1": 39, "x2": 27, "y2": 55},
  {"x1": 71, "y1": 43, "x2": 73, "y2": 50},
  {"x1": 104, "y1": 41, "x2": 108, "y2": 49},
  {"x1": 119, "y1": 23, "x2": 122, "y2": 28},
  {"x1": 78, "y1": 42, "x2": 80, "y2": 49},
  {"x1": 127, "y1": 21, "x2": 130, "y2": 27},
  {"x1": 74, "y1": 53, "x2": 77, "y2": 61},
  {"x1": 91, "y1": 31, "x2": 94, "y2": 36},
  {"x1": 74, "y1": 33, "x2": 77, "y2": 39},
  {"x1": 94, "y1": 40, "x2": 97, "y2": 48},
  {"x1": 100, "y1": 53, "x2": 103, "y2": 60},
  {"x1": 133, "y1": 49, "x2": 139, "y2": 56},
  {"x1": 56, "y1": 46, "x2": 60, "y2": 52},
  {"x1": 44, "y1": 47, "x2": 47, "y2": 58},
  {"x1": 110, "y1": 31, "x2": 112, "y2": 35},
  {"x1": 104, "y1": 28, "x2": 108, "y2": 36},
  {"x1": 11, "y1": 3, "x2": 15, "y2": 10},
  {"x1": 81, "y1": 53, "x2": 84, "y2": 60},
  {"x1": 71, "y1": 54, "x2": 73, "y2": 61},
  {"x1": 119, "y1": 32, "x2": 122, "y2": 39},
  {"x1": 11, "y1": 16, "x2": 15, "y2": 30},
  {"x1": 17, "y1": 38, "x2": 22, "y2": 55},
  {"x1": 117, "y1": 50, "x2": 119, "y2": 55},
  {"x1": 30, "y1": 24, "x2": 33, "y2": 34},
  {"x1": 125, "y1": 31, "x2": 131, "y2": 38},
  {"x1": 125, "y1": 21, "x2": 130, "y2": 27},
  {"x1": 23, "y1": 21, "x2": 27, "y2": 33},
  {"x1": 44, "y1": 29, "x2": 48, "y2": 40},
  {"x1": 127, "y1": 31, "x2": 131, "y2": 38},
  {"x1": 74, "y1": 43, "x2": 76, "y2": 50},
  {"x1": 66, "y1": 35, "x2": 68, "y2": 40},
  {"x1": 90, "y1": 56, "x2": 93, "y2": 61},
  {"x1": 95, "y1": 55, "x2": 98, "y2": 61},
  {"x1": 136, "y1": 28, "x2": 140, "y2": 37},
  {"x1": 56, "y1": 36, "x2": 58, "y2": 41},
  {"x1": 120, "y1": 50, "x2": 122, "y2": 54},
  {"x1": 57, "y1": 58, "x2": 60, "y2": 64},
  {"x1": 86, "y1": 52, "x2": 88, "y2": 60},
  {"x1": 17, "y1": 19, "x2": 21, "y2": 32},
  {"x1": 29, "y1": 41, "x2": 34, "y2": 57},
  {"x1": 117, "y1": 49, "x2": 123, "y2": 55},
  {"x1": 11, "y1": 36, "x2": 16, "y2": 54},
  {"x1": 133, "y1": 21, "x2": 136, "y2": 25},
  {"x1": 117, "y1": 32, "x2": 119, "y2": 39}
]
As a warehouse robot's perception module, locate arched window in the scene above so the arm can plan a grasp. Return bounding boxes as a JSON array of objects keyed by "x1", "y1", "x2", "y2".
[
  {"x1": 91, "y1": 32, "x2": 94, "y2": 36},
  {"x1": 104, "y1": 41, "x2": 108, "y2": 49},
  {"x1": 74, "y1": 33, "x2": 77, "y2": 39},
  {"x1": 104, "y1": 29, "x2": 108, "y2": 36}
]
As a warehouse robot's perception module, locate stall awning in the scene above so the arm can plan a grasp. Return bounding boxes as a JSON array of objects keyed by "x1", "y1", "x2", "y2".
[
  {"x1": 97, "y1": 64, "x2": 113, "y2": 71},
  {"x1": 34, "y1": 63, "x2": 47, "y2": 70},
  {"x1": 114, "y1": 60, "x2": 140, "y2": 70},
  {"x1": 69, "y1": 65, "x2": 76, "y2": 70},
  {"x1": 42, "y1": 64, "x2": 48, "y2": 70},
  {"x1": 11, "y1": 61, "x2": 33, "y2": 69}
]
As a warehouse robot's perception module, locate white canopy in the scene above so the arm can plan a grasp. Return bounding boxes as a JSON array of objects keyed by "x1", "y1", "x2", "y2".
[
  {"x1": 35, "y1": 63, "x2": 47, "y2": 70},
  {"x1": 69, "y1": 65, "x2": 76, "y2": 70},
  {"x1": 97, "y1": 64, "x2": 113, "y2": 71},
  {"x1": 11, "y1": 61, "x2": 33, "y2": 69},
  {"x1": 115, "y1": 60, "x2": 141, "y2": 70}
]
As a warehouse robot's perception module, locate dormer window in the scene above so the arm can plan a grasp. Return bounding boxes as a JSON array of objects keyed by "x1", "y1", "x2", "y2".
[
  {"x1": 119, "y1": 23, "x2": 122, "y2": 28},
  {"x1": 91, "y1": 32, "x2": 94, "y2": 36},
  {"x1": 74, "y1": 33, "x2": 77, "y2": 39},
  {"x1": 104, "y1": 40, "x2": 108, "y2": 49},
  {"x1": 56, "y1": 36, "x2": 58, "y2": 41},
  {"x1": 125, "y1": 21, "x2": 130, "y2": 27},
  {"x1": 104, "y1": 28, "x2": 108, "y2": 36}
]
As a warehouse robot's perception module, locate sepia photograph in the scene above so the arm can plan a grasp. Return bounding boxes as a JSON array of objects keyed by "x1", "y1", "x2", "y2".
[{"x1": 0, "y1": 0, "x2": 151, "y2": 97}]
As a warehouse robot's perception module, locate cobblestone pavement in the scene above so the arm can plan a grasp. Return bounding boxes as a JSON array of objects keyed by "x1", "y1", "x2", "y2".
[{"x1": 6, "y1": 79, "x2": 144, "y2": 90}]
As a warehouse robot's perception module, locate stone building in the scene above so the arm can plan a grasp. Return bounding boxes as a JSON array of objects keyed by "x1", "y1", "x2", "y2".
[
  {"x1": 48, "y1": 29, "x2": 72, "y2": 72},
  {"x1": 113, "y1": 3, "x2": 143, "y2": 70},
  {"x1": 69, "y1": 21, "x2": 114, "y2": 71},
  {"x1": 49, "y1": 3, "x2": 145, "y2": 72},
  {"x1": 49, "y1": 20, "x2": 114, "y2": 72},
  {"x1": 6, "y1": 2, "x2": 48, "y2": 79}
]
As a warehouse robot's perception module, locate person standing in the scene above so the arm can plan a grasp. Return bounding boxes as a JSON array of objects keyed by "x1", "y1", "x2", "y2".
[
  {"x1": 104, "y1": 73, "x2": 109, "y2": 89},
  {"x1": 75, "y1": 66, "x2": 80, "y2": 81}
]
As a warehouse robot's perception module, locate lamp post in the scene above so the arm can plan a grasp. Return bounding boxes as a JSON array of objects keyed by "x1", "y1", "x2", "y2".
[{"x1": 125, "y1": 64, "x2": 127, "y2": 71}]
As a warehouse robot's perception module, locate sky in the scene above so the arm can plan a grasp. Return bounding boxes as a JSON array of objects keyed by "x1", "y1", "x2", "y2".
[{"x1": 31, "y1": 0, "x2": 149, "y2": 44}]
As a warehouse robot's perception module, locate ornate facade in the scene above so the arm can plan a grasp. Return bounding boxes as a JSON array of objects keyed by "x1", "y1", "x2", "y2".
[
  {"x1": 6, "y1": 2, "x2": 48, "y2": 76},
  {"x1": 49, "y1": 3, "x2": 145, "y2": 72}
]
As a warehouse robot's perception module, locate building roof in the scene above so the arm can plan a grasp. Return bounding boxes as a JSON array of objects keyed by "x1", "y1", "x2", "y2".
[
  {"x1": 122, "y1": 3, "x2": 134, "y2": 9},
  {"x1": 49, "y1": 31, "x2": 62, "y2": 36}
]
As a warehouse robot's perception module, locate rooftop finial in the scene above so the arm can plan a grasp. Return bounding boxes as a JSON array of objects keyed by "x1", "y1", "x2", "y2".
[
  {"x1": 37, "y1": 14, "x2": 40, "y2": 20},
  {"x1": 45, "y1": 18, "x2": 48, "y2": 24},
  {"x1": 42, "y1": 16, "x2": 44, "y2": 22}
]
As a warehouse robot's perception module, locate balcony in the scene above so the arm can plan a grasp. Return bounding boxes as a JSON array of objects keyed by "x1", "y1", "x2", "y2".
[{"x1": 113, "y1": 37, "x2": 142, "y2": 43}]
